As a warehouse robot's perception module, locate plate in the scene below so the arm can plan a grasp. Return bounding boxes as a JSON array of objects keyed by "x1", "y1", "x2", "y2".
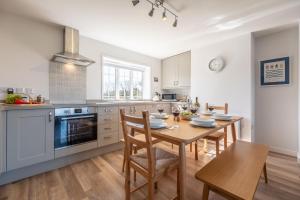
[
  {"x1": 190, "y1": 121, "x2": 216, "y2": 128},
  {"x1": 150, "y1": 123, "x2": 167, "y2": 129},
  {"x1": 192, "y1": 118, "x2": 215, "y2": 123},
  {"x1": 201, "y1": 111, "x2": 216, "y2": 116},
  {"x1": 213, "y1": 114, "x2": 232, "y2": 121}
]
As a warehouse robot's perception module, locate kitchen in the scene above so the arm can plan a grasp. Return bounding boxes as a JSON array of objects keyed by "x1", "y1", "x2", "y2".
[{"x1": 0, "y1": 0, "x2": 300, "y2": 200}]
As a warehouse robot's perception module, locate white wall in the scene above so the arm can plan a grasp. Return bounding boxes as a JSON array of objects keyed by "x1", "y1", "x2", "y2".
[
  {"x1": 80, "y1": 36, "x2": 161, "y2": 100},
  {"x1": 0, "y1": 11, "x2": 63, "y2": 99},
  {"x1": 255, "y1": 27, "x2": 299, "y2": 156},
  {"x1": 191, "y1": 34, "x2": 253, "y2": 141}
]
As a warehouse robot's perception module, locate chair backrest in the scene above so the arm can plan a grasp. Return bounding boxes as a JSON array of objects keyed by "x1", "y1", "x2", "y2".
[
  {"x1": 205, "y1": 103, "x2": 228, "y2": 114},
  {"x1": 120, "y1": 109, "x2": 155, "y2": 174}
]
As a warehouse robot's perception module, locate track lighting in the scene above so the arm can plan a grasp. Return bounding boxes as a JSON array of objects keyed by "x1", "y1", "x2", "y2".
[
  {"x1": 162, "y1": 8, "x2": 167, "y2": 21},
  {"x1": 173, "y1": 17, "x2": 178, "y2": 27},
  {"x1": 132, "y1": 0, "x2": 140, "y2": 6},
  {"x1": 132, "y1": 0, "x2": 178, "y2": 27},
  {"x1": 149, "y1": 4, "x2": 154, "y2": 17}
]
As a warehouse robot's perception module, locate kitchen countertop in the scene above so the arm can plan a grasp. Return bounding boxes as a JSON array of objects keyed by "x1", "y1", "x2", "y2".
[{"x1": 0, "y1": 100, "x2": 175, "y2": 111}]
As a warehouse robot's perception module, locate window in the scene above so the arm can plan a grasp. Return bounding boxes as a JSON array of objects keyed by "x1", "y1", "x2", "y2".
[{"x1": 102, "y1": 57, "x2": 147, "y2": 100}]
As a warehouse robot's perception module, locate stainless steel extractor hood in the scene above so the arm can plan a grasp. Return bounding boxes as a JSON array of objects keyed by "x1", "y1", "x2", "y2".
[{"x1": 51, "y1": 27, "x2": 95, "y2": 66}]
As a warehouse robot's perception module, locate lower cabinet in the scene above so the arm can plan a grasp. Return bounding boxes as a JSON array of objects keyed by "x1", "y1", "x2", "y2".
[
  {"x1": 7, "y1": 109, "x2": 54, "y2": 171},
  {"x1": 0, "y1": 111, "x2": 6, "y2": 175},
  {"x1": 98, "y1": 106, "x2": 120, "y2": 147}
]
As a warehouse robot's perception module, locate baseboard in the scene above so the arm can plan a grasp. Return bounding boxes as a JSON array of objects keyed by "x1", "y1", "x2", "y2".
[{"x1": 269, "y1": 146, "x2": 298, "y2": 157}]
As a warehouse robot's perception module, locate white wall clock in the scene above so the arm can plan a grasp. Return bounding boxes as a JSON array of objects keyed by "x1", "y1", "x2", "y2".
[{"x1": 208, "y1": 57, "x2": 225, "y2": 72}]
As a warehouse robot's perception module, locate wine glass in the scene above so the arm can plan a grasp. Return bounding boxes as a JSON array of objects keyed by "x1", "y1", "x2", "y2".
[
  {"x1": 208, "y1": 104, "x2": 215, "y2": 112},
  {"x1": 190, "y1": 106, "x2": 198, "y2": 115},
  {"x1": 172, "y1": 107, "x2": 180, "y2": 128},
  {"x1": 181, "y1": 104, "x2": 188, "y2": 111},
  {"x1": 157, "y1": 105, "x2": 164, "y2": 115}
]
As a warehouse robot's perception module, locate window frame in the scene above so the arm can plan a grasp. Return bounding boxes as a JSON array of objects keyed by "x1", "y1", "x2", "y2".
[{"x1": 102, "y1": 57, "x2": 145, "y2": 100}]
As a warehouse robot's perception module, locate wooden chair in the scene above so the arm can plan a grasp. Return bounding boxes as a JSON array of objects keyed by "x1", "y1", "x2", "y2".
[
  {"x1": 194, "y1": 103, "x2": 228, "y2": 160},
  {"x1": 120, "y1": 133, "x2": 160, "y2": 173},
  {"x1": 120, "y1": 109, "x2": 180, "y2": 200}
]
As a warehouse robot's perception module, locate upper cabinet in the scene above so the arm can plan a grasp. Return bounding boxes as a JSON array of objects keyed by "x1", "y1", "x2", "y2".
[
  {"x1": 6, "y1": 109, "x2": 54, "y2": 171},
  {"x1": 162, "y1": 51, "x2": 191, "y2": 89}
]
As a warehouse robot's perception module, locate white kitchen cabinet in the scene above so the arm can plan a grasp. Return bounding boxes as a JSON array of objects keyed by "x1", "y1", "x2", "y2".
[
  {"x1": 162, "y1": 51, "x2": 191, "y2": 89},
  {"x1": 162, "y1": 57, "x2": 178, "y2": 89},
  {"x1": 7, "y1": 109, "x2": 54, "y2": 171}
]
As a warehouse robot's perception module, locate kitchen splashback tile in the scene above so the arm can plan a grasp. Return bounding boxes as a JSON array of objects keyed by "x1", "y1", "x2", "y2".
[{"x1": 49, "y1": 62, "x2": 86, "y2": 104}]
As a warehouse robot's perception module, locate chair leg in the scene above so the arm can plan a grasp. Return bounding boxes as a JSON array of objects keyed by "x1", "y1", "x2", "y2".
[
  {"x1": 148, "y1": 178, "x2": 154, "y2": 200},
  {"x1": 190, "y1": 143, "x2": 193, "y2": 152},
  {"x1": 133, "y1": 148, "x2": 137, "y2": 182},
  {"x1": 204, "y1": 139, "x2": 208, "y2": 153},
  {"x1": 171, "y1": 143, "x2": 174, "y2": 149},
  {"x1": 224, "y1": 131, "x2": 228, "y2": 149},
  {"x1": 202, "y1": 184, "x2": 210, "y2": 200},
  {"x1": 125, "y1": 162, "x2": 131, "y2": 200},
  {"x1": 154, "y1": 182, "x2": 158, "y2": 190},
  {"x1": 122, "y1": 149, "x2": 126, "y2": 172},
  {"x1": 177, "y1": 167, "x2": 180, "y2": 198},
  {"x1": 263, "y1": 163, "x2": 268, "y2": 183},
  {"x1": 216, "y1": 140, "x2": 220, "y2": 156},
  {"x1": 194, "y1": 141, "x2": 198, "y2": 160}
]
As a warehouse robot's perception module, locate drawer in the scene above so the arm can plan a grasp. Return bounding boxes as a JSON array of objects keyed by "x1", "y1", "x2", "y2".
[
  {"x1": 99, "y1": 132, "x2": 119, "y2": 147},
  {"x1": 98, "y1": 106, "x2": 119, "y2": 114},
  {"x1": 98, "y1": 114, "x2": 119, "y2": 124},
  {"x1": 99, "y1": 123, "x2": 119, "y2": 134}
]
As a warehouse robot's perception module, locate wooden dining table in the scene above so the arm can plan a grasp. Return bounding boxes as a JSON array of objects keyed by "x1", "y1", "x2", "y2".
[{"x1": 150, "y1": 116, "x2": 243, "y2": 200}]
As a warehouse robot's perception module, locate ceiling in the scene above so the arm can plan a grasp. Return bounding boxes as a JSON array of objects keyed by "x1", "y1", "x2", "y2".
[{"x1": 1, "y1": 0, "x2": 300, "y2": 59}]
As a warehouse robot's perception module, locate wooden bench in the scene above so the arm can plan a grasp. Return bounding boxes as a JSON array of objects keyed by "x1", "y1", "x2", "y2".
[{"x1": 195, "y1": 141, "x2": 269, "y2": 200}]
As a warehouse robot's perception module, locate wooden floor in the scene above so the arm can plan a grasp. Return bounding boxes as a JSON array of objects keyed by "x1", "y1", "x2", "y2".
[{"x1": 0, "y1": 141, "x2": 300, "y2": 200}]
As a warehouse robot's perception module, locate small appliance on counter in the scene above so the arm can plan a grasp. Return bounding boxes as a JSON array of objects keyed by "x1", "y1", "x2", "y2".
[{"x1": 161, "y1": 93, "x2": 177, "y2": 101}]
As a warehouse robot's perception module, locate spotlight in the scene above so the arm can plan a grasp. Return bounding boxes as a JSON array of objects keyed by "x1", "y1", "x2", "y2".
[
  {"x1": 173, "y1": 17, "x2": 178, "y2": 27},
  {"x1": 149, "y1": 4, "x2": 154, "y2": 17},
  {"x1": 132, "y1": 0, "x2": 139, "y2": 6},
  {"x1": 162, "y1": 8, "x2": 167, "y2": 21}
]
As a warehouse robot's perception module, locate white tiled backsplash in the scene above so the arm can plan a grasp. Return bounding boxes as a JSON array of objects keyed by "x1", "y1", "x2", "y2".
[{"x1": 49, "y1": 62, "x2": 87, "y2": 104}]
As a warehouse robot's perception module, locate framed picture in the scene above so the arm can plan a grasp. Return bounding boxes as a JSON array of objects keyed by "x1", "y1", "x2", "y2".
[{"x1": 260, "y1": 57, "x2": 290, "y2": 86}]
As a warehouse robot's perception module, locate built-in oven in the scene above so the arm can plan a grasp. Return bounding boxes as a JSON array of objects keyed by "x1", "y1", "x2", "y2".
[
  {"x1": 161, "y1": 93, "x2": 177, "y2": 101},
  {"x1": 54, "y1": 107, "x2": 98, "y2": 158}
]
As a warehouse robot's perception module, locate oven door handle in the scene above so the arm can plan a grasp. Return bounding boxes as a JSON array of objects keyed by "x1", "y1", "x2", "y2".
[{"x1": 60, "y1": 115, "x2": 95, "y2": 120}]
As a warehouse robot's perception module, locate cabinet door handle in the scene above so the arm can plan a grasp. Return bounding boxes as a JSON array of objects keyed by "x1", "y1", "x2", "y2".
[
  {"x1": 104, "y1": 118, "x2": 112, "y2": 121},
  {"x1": 49, "y1": 111, "x2": 52, "y2": 122},
  {"x1": 133, "y1": 106, "x2": 136, "y2": 113},
  {"x1": 104, "y1": 127, "x2": 112, "y2": 130},
  {"x1": 104, "y1": 136, "x2": 112, "y2": 139}
]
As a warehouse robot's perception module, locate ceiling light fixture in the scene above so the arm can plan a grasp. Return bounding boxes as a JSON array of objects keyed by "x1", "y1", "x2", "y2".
[
  {"x1": 132, "y1": 0, "x2": 140, "y2": 6},
  {"x1": 173, "y1": 17, "x2": 178, "y2": 27},
  {"x1": 162, "y1": 8, "x2": 167, "y2": 21},
  {"x1": 132, "y1": 0, "x2": 178, "y2": 27},
  {"x1": 149, "y1": 4, "x2": 154, "y2": 17}
]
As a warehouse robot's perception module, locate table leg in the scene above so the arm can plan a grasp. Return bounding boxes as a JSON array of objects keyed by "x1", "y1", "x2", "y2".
[
  {"x1": 202, "y1": 184, "x2": 210, "y2": 200},
  {"x1": 231, "y1": 123, "x2": 237, "y2": 142},
  {"x1": 263, "y1": 163, "x2": 268, "y2": 183},
  {"x1": 178, "y1": 143, "x2": 186, "y2": 200}
]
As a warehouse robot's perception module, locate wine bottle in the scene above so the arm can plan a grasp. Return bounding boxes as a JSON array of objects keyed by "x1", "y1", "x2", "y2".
[{"x1": 194, "y1": 97, "x2": 200, "y2": 107}]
